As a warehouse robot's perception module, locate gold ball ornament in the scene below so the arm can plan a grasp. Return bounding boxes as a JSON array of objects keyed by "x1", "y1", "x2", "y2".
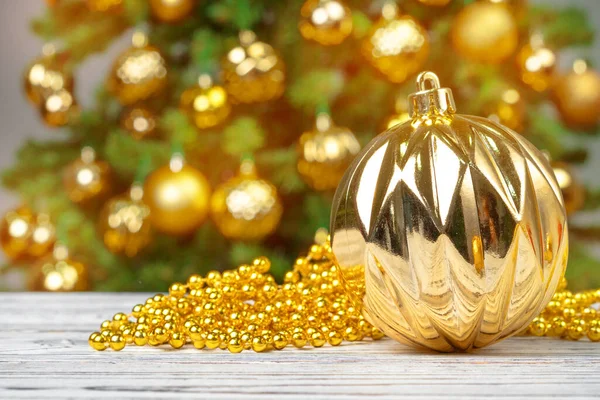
[
  {"x1": 299, "y1": 0, "x2": 353, "y2": 46},
  {"x1": 28, "y1": 246, "x2": 89, "y2": 292},
  {"x1": 331, "y1": 72, "x2": 568, "y2": 352},
  {"x1": 99, "y1": 185, "x2": 152, "y2": 257},
  {"x1": 149, "y1": 0, "x2": 196, "y2": 23},
  {"x1": 180, "y1": 74, "x2": 231, "y2": 129},
  {"x1": 107, "y1": 33, "x2": 168, "y2": 106},
  {"x1": 39, "y1": 87, "x2": 79, "y2": 127},
  {"x1": 451, "y1": 2, "x2": 518, "y2": 64},
  {"x1": 23, "y1": 47, "x2": 73, "y2": 106},
  {"x1": 121, "y1": 107, "x2": 157, "y2": 140},
  {"x1": 516, "y1": 34, "x2": 557, "y2": 92},
  {"x1": 144, "y1": 155, "x2": 211, "y2": 236},
  {"x1": 297, "y1": 113, "x2": 361, "y2": 191},
  {"x1": 552, "y1": 60, "x2": 600, "y2": 130},
  {"x1": 552, "y1": 162, "x2": 585, "y2": 216},
  {"x1": 361, "y1": 3, "x2": 429, "y2": 83},
  {"x1": 486, "y1": 88, "x2": 526, "y2": 133},
  {"x1": 1, "y1": 207, "x2": 56, "y2": 261},
  {"x1": 222, "y1": 31, "x2": 285, "y2": 104},
  {"x1": 63, "y1": 147, "x2": 112, "y2": 204},
  {"x1": 211, "y1": 160, "x2": 283, "y2": 241}
]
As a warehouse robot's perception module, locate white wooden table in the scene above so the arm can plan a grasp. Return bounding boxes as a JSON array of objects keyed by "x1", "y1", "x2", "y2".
[{"x1": 1, "y1": 293, "x2": 599, "y2": 399}]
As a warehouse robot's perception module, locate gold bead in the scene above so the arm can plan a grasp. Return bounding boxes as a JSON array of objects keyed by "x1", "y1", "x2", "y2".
[
  {"x1": 567, "y1": 319, "x2": 587, "y2": 340},
  {"x1": 273, "y1": 332, "x2": 288, "y2": 350},
  {"x1": 310, "y1": 331, "x2": 326, "y2": 347},
  {"x1": 133, "y1": 330, "x2": 148, "y2": 346},
  {"x1": 193, "y1": 339, "x2": 206, "y2": 349},
  {"x1": 205, "y1": 332, "x2": 221, "y2": 350},
  {"x1": 228, "y1": 338, "x2": 244, "y2": 353},
  {"x1": 529, "y1": 317, "x2": 547, "y2": 337},
  {"x1": 169, "y1": 282, "x2": 187, "y2": 297},
  {"x1": 169, "y1": 332, "x2": 186, "y2": 349},
  {"x1": 109, "y1": 334, "x2": 126, "y2": 351},
  {"x1": 89, "y1": 332, "x2": 108, "y2": 351},
  {"x1": 547, "y1": 317, "x2": 567, "y2": 337},
  {"x1": 292, "y1": 332, "x2": 307, "y2": 348},
  {"x1": 588, "y1": 326, "x2": 600, "y2": 342},
  {"x1": 252, "y1": 336, "x2": 268, "y2": 352},
  {"x1": 327, "y1": 330, "x2": 343, "y2": 346}
]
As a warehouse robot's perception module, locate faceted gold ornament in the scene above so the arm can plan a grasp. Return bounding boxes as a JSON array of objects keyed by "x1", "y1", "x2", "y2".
[
  {"x1": 180, "y1": 74, "x2": 231, "y2": 129},
  {"x1": 331, "y1": 72, "x2": 568, "y2": 352},
  {"x1": 297, "y1": 112, "x2": 361, "y2": 191},
  {"x1": 221, "y1": 31, "x2": 285, "y2": 104},
  {"x1": 299, "y1": 0, "x2": 353, "y2": 46}
]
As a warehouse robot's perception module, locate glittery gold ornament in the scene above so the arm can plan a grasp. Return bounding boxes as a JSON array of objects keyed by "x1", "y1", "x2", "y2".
[
  {"x1": 451, "y1": 1, "x2": 518, "y2": 64},
  {"x1": 144, "y1": 154, "x2": 211, "y2": 236},
  {"x1": 107, "y1": 32, "x2": 168, "y2": 106},
  {"x1": 361, "y1": 2, "x2": 429, "y2": 83},
  {"x1": 516, "y1": 34, "x2": 557, "y2": 92},
  {"x1": 63, "y1": 147, "x2": 112, "y2": 204},
  {"x1": 331, "y1": 72, "x2": 568, "y2": 352},
  {"x1": 383, "y1": 96, "x2": 411, "y2": 130},
  {"x1": 417, "y1": 0, "x2": 451, "y2": 6},
  {"x1": 552, "y1": 60, "x2": 600, "y2": 130},
  {"x1": 222, "y1": 31, "x2": 285, "y2": 104},
  {"x1": 28, "y1": 246, "x2": 89, "y2": 292},
  {"x1": 99, "y1": 185, "x2": 152, "y2": 257},
  {"x1": 299, "y1": 0, "x2": 353, "y2": 46},
  {"x1": 24, "y1": 46, "x2": 73, "y2": 107},
  {"x1": 149, "y1": 0, "x2": 195, "y2": 23},
  {"x1": 211, "y1": 160, "x2": 282, "y2": 241},
  {"x1": 121, "y1": 107, "x2": 157, "y2": 140},
  {"x1": 552, "y1": 162, "x2": 585, "y2": 216},
  {"x1": 0, "y1": 207, "x2": 56, "y2": 261},
  {"x1": 180, "y1": 74, "x2": 231, "y2": 129},
  {"x1": 297, "y1": 113, "x2": 361, "y2": 191},
  {"x1": 86, "y1": 0, "x2": 123, "y2": 12},
  {"x1": 39, "y1": 87, "x2": 79, "y2": 127},
  {"x1": 486, "y1": 88, "x2": 526, "y2": 133}
]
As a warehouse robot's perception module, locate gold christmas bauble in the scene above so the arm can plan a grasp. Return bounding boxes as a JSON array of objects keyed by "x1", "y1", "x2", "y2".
[
  {"x1": 222, "y1": 31, "x2": 285, "y2": 104},
  {"x1": 552, "y1": 60, "x2": 600, "y2": 130},
  {"x1": 516, "y1": 35, "x2": 557, "y2": 93},
  {"x1": 299, "y1": 0, "x2": 353, "y2": 46},
  {"x1": 331, "y1": 72, "x2": 568, "y2": 352},
  {"x1": 28, "y1": 213, "x2": 57, "y2": 259},
  {"x1": 211, "y1": 160, "x2": 282, "y2": 241},
  {"x1": 121, "y1": 107, "x2": 157, "y2": 140},
  {"x1": 451, "y1": 2, "x2": 518, "y2": 64},
  {"x1": 99, "y1": 185, "x2": 152, "y2": 257},
  {"x1": 180, "y1": 75, "x2": 231, "y2": 129},
  {"x1": 39, "y1": 88, "x2": 79, "y2": 127},
  {"x1": 28, "y1": 247, "x2": 89, "y2": 292},
  {"x1": 552, "y1": 162, "x2": 585, "y2": 216},
  {"x1": 149, "y1": 0, "x2": 196, "y2": 23},
  {"x1": 1, "y1": 207, "x2": 56, "y2": 262},
  {"x1": 63, "y1": 147, "x2": 112, "y2": 204},
  {"x1": 144, "y1": 155, "x2": 211, "y2": 236},
  {"x1": 107, "y1": 33, "x2": 168, "y2": 106},
  {"x1": 23, "y1": 49, "x2": 73, "y2": 106},
  {"x1": 297, "y1": 113, "x2": 361, "y2": 191},
  {"x1": 486, "y1": 88, "x2": 526, "y2": 133},
  {"x1": 361, "y1": 4, "x2": 429, "y2": 83}
]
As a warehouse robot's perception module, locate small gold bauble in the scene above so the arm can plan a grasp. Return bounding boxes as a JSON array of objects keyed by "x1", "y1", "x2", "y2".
[
  {"x1": 39, "y1": 88, "x2": 79, "y2": 127},
  {"x1": 361, "y1": 4, "x2": 429, "y2": 83},
  {"x1": 99, "y1": 185, "x2": 152, "y2": 257},
  {"x1": 144, "y1": 155, "x2": 211, "y2": 236},
  {"x1": 107, "y1": 33, "x2": 168, "y2": 106},
  {"x1": 120, "y1": 107, "x2": 157, "y2": 140},
  {"x1": 451, "y1": 2, "x2": 518, "y2": 64},
  {"x1": 516, "y1": 35, "x2": 557, "y2": 93},
  {"x1": 63, "y1": 147, "x2": 112, "y2": 204},
  {"x1": 299, "y1": 0, "x2": 353, "y2": 46},
  {"x1": 222, "y1": 31, "x2": 285, "y2": 104},
  {"x1": 149, "y1": 0, "x2": 196, "y2": 23},
  {"x1": 331, "y1": 72, "x2": 568, "y2": 352},
  {"x1": 0, "y1": 207, "x2": 56, "y2": 261},
  {"x1": 552, "y1": 162, "x2": 585, "y2": 216},
  {"x1": 28, "y1": 246, "x2": 89, "y2": 292},
  {"x1": 486, "y1": 88, "x2": 526, "y2": 133},
  {"x1": 180, "y1": 74, "x2": 231, "y2": 129},
  {"x1": 23, "y1": 49, "x2": 73, "y2": 107},
  {"x1": 28, "y1": 213, "x2": 57, "y2": 259},
  {"x1": 297, "y1": 113, "x2": 361, "y2": 191},
  {"x1": 552, "y1": 60, "x2": 600, "y2": 130},
  {"x1": 211, "y1": 160, "x2": 282, "y2": 241}
]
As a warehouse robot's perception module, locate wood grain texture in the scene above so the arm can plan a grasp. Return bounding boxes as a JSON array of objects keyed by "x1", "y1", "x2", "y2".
[{"x1": 0, "y1": 293, "x2": 599, "y2": 400}]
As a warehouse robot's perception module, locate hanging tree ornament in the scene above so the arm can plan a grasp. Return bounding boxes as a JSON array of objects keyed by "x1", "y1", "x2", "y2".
[
  {"x1": 99, "y1": 184, "x2": 152, "y2": 257},
  {"x1": 23, "y1": 44, "x2": 73, "y2": 107},
  {"x1": 39, "y1": 87, "x2": 79, "y2": 127},
  {"x1": 552, "y1": 162, "x2": 585, "y2": 216},
  {"x1": 485, "y1": 88, "x2": 526, "y2": 134},
  {"x1": 144, "y1": 153, "x2": 211, "y2": 236},
  {"x1": 331, "y1": 71, "x2": 568, "y2": 352},
  {"x1": 0, "y1": 207, "x2": 56, "y2": 261},
  {"x1": 297, "y1": 110, "x2": 361, "y2": 191},
  {"x1": 63, "y1": 147, "x2": 112, "y2": 205},
  {"x1": 361, "y1": 2, "x2": 429, "y2": 84},
  {"x1": 211, "y1": 159, "x2": 282, "y2": 241},
  {"x1": 222, "y1": 30, "x2": 286, "y2": 104},
  {"x1": 180, "y1": 74, "x2": 231, "y2": 129},
  {"x1": 451, "y1": 1, "x2": 518, "y2": 64},
  {"x1": 107, "y1": 32, "x2": 168, "y2": 106},
  {"x1": 28, "y1": 245, "x2": 89, "y2": 292},
  {"x1": 299, "y1": 0, "x2": 353, "y2": 46},
  {"x1": 120, "y1": 107, "x2": 157, "y2": 140},
  {"x1": 515, "y1": 33, "x2": 557, "y2": 93},
  {"x1": 552, "y1": 60, "x2": 600, "y2": 130},
  {"x1": 149, "y1": 0, "x2": 196, "y2": 23}
]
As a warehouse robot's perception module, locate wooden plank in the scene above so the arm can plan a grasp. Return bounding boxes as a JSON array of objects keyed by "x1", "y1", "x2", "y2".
[{"x1": 0, "y1": 293, "x2": 599, "y2": 399}]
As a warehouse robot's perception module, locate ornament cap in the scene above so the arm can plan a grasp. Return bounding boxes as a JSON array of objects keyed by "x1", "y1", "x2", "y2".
[{"x1": 408, "y1": 71, "x2": 456, "y2": 119}]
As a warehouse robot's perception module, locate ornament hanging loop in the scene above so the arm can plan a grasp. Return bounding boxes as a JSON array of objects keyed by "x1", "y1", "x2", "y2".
[
  {"x1": 408, "y1": 71, "x2": 456, "y2": 119},
  {"x1": 416, "y1": 71, "x2": 440, "y2": 91}
]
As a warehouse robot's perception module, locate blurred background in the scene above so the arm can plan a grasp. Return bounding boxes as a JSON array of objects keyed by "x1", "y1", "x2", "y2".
[{"x1": 0, "y1": 0, "x2": 599, "y2": 292}]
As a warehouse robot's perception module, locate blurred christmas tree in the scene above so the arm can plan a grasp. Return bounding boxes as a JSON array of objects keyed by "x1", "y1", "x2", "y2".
[{"x1": 1, "y1": 0, "x2": 599, "y2": 292}]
